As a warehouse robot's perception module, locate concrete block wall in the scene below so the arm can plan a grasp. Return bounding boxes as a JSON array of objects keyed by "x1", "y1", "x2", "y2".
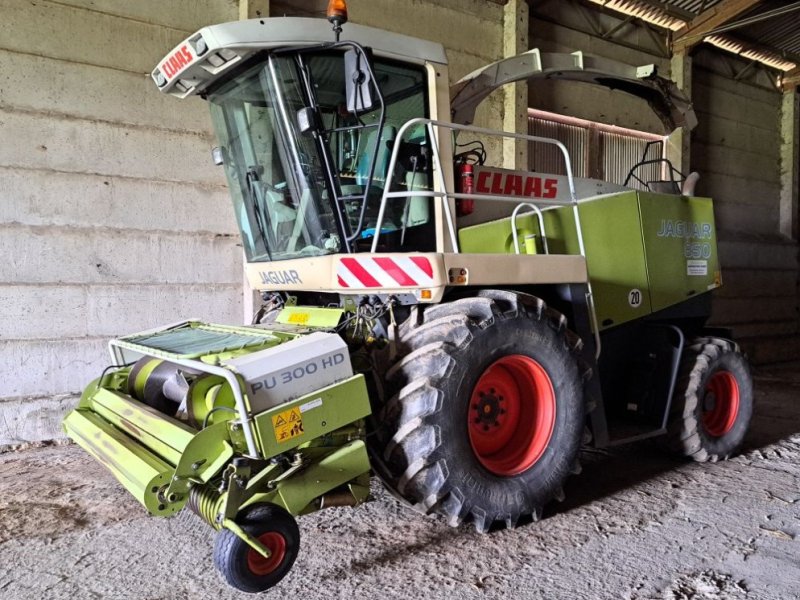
[
  {"x1": 0, "y1": 0, "x2": 242, "y2": 444},
  {"x1": 691, "y1": 48, "x2": 799, "y2": 363}
]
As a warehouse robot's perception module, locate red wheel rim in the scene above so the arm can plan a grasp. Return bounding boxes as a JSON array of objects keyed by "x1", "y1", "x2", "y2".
[
  {"x1": 702, "y1": 371, "x2": 740, "y2": 437},
  {"x1": 467, "y1": 355, "x2": 556, "y2": 476},
  {"x1": 246, "y1": 531, "x2": 287, "y2": 576}
]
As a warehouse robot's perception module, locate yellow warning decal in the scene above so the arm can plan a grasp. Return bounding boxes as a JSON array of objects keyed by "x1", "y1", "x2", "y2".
[
  {"x1": 287, "y1": 312, "x2": 310, "y2": 324},
  {"x1": 272, "y1": 406, "x2": 304, "y2": 443}
]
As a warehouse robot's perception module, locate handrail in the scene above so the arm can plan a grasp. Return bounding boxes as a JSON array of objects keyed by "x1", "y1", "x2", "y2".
[
  {"x1": 371, "y1": 117, "x2": 601, "y2": 359},
  {"x1": 511, "y1": 203, "x2": 550, "y2": 255},
  {"x1": 372, "y1": 118, "x2": 580, "y2": 253}
]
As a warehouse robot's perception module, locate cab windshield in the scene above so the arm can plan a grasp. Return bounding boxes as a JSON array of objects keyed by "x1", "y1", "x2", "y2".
[{"x1": 208, "y1": 48, "x2": 433, "y2": 262}]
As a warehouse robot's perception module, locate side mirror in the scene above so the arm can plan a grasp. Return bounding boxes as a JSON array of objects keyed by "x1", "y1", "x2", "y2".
[{"x1": 344, "y1": 48, "x2": 375, "y2": 113}]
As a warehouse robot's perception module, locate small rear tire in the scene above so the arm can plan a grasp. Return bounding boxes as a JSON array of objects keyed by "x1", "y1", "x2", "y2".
[
  {"x1": 666, "y1": 337, "x2": 753, "y2": 462},
  {"x1": 212, "y1": 504, "x2": 300, "y2": 593}
]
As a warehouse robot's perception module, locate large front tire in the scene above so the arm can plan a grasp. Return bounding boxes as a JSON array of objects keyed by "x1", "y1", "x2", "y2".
[
  {"x1": 375, "y1": 292, "x2": 586, "y2": 532},
  {"x1": 666, "y1": 336, "x2": 753, "y2": 462}
]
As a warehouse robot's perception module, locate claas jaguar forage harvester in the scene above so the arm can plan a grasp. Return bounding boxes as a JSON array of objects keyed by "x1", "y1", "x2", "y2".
[{"x1": 63, "y1": 1, "x2": 753, "y2": 593}]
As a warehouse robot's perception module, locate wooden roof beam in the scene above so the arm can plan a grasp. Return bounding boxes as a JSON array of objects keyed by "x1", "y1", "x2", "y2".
[
  {"x1": 673, "y1": 0, "x2": 763, "y2": 52},
  {"x1": 783, "y1": 67, "x2": 800, "y2": 91}
]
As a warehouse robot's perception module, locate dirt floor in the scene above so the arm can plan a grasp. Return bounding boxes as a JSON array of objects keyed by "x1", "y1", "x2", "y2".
[{"x1": 1, "y1": 364, "x2": 799, "y2": 600}]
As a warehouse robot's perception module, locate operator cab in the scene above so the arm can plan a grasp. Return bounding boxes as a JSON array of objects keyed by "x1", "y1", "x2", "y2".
[{"x1": 206, "y1": 45, "x2": 436, "y2": 263}]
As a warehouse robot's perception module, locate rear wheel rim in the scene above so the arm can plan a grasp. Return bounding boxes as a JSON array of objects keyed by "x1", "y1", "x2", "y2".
[
  {"x1": 702, "y1": 370, "x2": 740, "y2": 437},
  {"x1": 468, "y1": 355, "x2": 557, "y2": 476},
  {"x1": 246, "y1": 531, "x2": 287, "y2": 576}
]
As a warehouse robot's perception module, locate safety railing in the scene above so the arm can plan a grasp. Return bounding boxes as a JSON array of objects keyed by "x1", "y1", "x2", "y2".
[
  {"x1": 371, "y1": 117, "x2": 588, "y2": 257},
  {"x1": 373, "y1": 118, "x2": 601, "y2": 358}
]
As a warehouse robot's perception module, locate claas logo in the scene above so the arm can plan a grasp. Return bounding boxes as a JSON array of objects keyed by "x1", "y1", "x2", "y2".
[
  {"x1": 475, "y1": 169, "x2": 558, "y2": 199},
  {"x1": 161, "y1": 45, "x2": 194, "y2": 80}
]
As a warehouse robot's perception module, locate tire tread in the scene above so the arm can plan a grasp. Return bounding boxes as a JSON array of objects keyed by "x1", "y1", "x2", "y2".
[{"x1": 371, "y1": 291, "x2": 588, "y2": 532}]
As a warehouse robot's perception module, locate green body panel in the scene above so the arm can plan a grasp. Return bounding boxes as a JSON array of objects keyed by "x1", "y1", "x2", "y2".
[
  {"x1": 544, "y1": 192, "x2": 652, "y2": 327},
  {"x1": 252, "y1": 375, "x2": 372, "y2": 458},
  {"x1": 459, "y1": 213, "x2": 540, "y2": 255},
  {"x1": 166, "y1": 421, "x2": 235, "y2": 499},
  {"x1": 638, "y1": 192, "x2": 719, "y2": 311},
  {"x1": 63, "y1": 408, "x2": 178, "y2": 516},
  {"x1": 275, "y1": 441, "x2": 370, "y2": 514},
  {"x1": 458, "y1": 190, "x2": 720, "y2": 329},
  {"x1": 240, "y1": 440, "x2": 371, "y2": 515},
  {"x1": 276, "y1": 306, "x2": 344, "y2": 328},
  {"x1": 89, "y1": 387, "x2": 195, "y2": 465}
]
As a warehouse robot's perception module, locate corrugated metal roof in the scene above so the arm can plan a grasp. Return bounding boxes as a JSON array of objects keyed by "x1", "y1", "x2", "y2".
[
  {"x1": 665, "y1": 0, "x2": 724, "y2": 15},
  {"x1": 587, "y1": 0, "x2": 799, "y2": 71},
  {"x1": 737, "y1": 2, "x2": 800, "y2": 57},
  {"x1": 705, "y1": 34, "x2": 795, "y2": 70},
  {"x1": 587, "y1": 0, "x2": 685, "y2": 29}
]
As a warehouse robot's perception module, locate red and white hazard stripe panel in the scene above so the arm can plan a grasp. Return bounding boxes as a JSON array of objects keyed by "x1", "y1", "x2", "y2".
[{"x1": 337, "y1": 257, "x2": 436, "y2": 289}]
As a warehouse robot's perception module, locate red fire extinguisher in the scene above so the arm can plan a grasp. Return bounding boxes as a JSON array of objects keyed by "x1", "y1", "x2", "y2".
[{"x1": 456, "y1": 161, "x2": 475, "y2": 217}]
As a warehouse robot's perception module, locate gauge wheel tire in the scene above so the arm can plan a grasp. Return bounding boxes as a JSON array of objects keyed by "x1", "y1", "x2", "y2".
[
  {"x1": 373, "y1": 291, "x2": 588, "y2": 533},
  {"x1": 212, "y1": 503, "x2": 300, "y2": 594},
  {"x1": 666, "y1": 336, "x2": 753, "y2": 462}
]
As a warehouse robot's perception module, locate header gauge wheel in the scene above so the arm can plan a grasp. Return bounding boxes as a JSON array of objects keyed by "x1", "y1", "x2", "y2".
[
  {"x1": 374, "y1": 291, "x2": 587, "y2": 532},
  {"x1": 213, "y1": 503, "x2": 300, "y2": 593}
]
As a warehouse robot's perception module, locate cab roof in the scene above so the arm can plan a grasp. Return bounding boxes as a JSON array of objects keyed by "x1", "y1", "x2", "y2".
[{"x1": 152, "y1": 17, "x2": 448, "y2": 98}]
